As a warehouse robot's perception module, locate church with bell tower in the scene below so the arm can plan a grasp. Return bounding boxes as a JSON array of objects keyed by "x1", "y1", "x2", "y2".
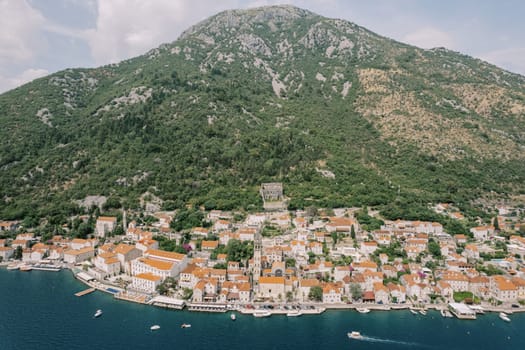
[{"x1": 252, "y1": 229, "x2": 262, "y2": 291}]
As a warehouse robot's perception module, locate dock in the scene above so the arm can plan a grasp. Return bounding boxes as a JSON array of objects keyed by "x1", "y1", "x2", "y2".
[
  {"x1": 149, "y1": 296, "x2": 185, "y2": 310},
  {"x1": 75, "y1": 288, "x2": 96, "y2": 297},
  {"x1": 187, "y1": 303, "x2": 228, "y2": 313},
  {"x1": 448, "y1": 302, "x2": 477, "y2": 320}
]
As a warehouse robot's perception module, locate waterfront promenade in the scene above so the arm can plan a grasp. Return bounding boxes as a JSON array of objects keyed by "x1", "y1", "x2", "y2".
[
  {"x1": 69, "y1": 266, "x2": 525, "y2": 316},
  {"x1": 5, "y1": 263, "x2": 524, "y2": 318}
]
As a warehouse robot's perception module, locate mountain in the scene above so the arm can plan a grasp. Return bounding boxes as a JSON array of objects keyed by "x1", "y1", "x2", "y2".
[{"x1": 1, "y1": 5, "x2": 524, "y2": 224}]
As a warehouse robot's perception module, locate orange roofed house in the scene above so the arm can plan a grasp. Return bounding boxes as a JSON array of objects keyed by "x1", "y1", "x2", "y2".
[
  {"x1": 0, "y1": 246, "x2": 14, "y2": 261},
  {"x1": 131, "y1": 272, "x2": 162, "y2": 294},
  {"x1": 114, "y1": 243, "x2": 143, "y2": 274},
  {"x1": 322, "y1": 282, "x2": 343, "y2": 303},
  {"x1": 258, "y1": 276, "x2": 286, "y2": 300},
  {"x1": 63, "y1": 247, "x2": 95, "y2": 264},
  {"x1": 131, "y1": 258, "x2": 176, "y2": 280},
  {"x1": 325, "y1": 217, "x2": 360, "y2": 233},
  {"x1": 139, "y1": 249, "x2": 188, "y2": 275},
  {"x1": 491, "y1": 276, "x2": 518, "y2": 302}
]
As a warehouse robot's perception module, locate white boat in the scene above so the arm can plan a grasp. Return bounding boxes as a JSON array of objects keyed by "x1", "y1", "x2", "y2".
[
  {"x1": 6, "y1": 263, "x2": 19, "y2": 270},
  {"x1": 419, "y1": 309, "x2": 427, "y2": 316},
  {"x1": 356, "y1": 308, "x2": 370, "y2": 314},
  {"x1": 440, "y1": 309, "x2": 453, "y2": 318},
  {"x1": 286, "y1": 310, "x2": 303, "y2": 317},
  {"x1": 469, "y1": 305, "x2": 485, "y2": 314},
  {"x1": 347, "y1": 331, "x2": 362, "y2": 339},
  {"x1": 150, "y1": 325, "x2": 160, "y2": 331},
  {"x1": 230, "y1": 313, "x2": 236, "y2": 321},
  {"x1": 410, "y1": 308, "x2": 418, "y2": 315},
  {"x1": 499, "y1": 312, "x2": 511, "y2": 322},
  {"x1": 93, "y1": 309, "x2": 103, "y2": 318},
  {"x1": 181, "y1": 323, "x2": 191, "y2": 328},
  {"x1": 253, "y1": 310, "x2": 272, "y2": 318},
  {"x1": 19, "y1": 264, "x2": 32, "y2": 271}
]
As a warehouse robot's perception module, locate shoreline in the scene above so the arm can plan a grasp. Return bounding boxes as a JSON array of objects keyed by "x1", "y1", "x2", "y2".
[
  {"x1": 4, "y1": 265, "x2": 524, "y2": 316},
  {"x1": 69, "y1": 268, "x2": 525, "y2": 315}
]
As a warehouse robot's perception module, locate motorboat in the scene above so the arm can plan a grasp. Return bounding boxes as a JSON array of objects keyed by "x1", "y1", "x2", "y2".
[
  {"x1": 230, "y1": 313, "x2": 236, "y2": 321},
  {"x1": 286, "y1": 310, "x2": 303, "y2": 317},
  {"x1": 6, "y1": 263, "x2": 20, "y2": 270},
  {"x1": 150, "y1": 325, "x2": 160, "y2": 331},
  {"x1": 410, "y1": 308, "x2": 418, "y2": 315},
  {"x1": 499, "y1": 312, "x2": 511, "y2": 322},
  {"x1": 419, "y1": 309, "x2": 427, "y2": 316},
  {"x1": 347, "y1": 331, "x2": 362, "y2": 339},
  {"x1": 93, "y1": 309, "x2": 103, "y2": 318},
  {"x1": 181, "y1": 323, "x2": 191, "y2": 328},
  {"x1": 19, "y1": 264, "x2": 32, "y2": 271},
  {"x1": 253, "y1": 310, "x2": 272, "y2": 318},
  {"x1": 440, "y1": 309, "x2": 453, "y2": 318},
  {"x1": 356, "y1": 308, "x2": 370, "y2": 314},
  {"x1": 469, "y1": 305, "x2": 485, "y2": 314}
]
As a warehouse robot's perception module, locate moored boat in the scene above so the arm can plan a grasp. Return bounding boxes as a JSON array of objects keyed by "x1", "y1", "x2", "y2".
[
  {"x1": 19, "y1": 264, "x2": 32, "y2": 271},
  {"x1": 469, "y1": 305, "x2": 485, "y2": 314},
  {"x1": 440, "y1": 309, "x2": 453, "y2": 318},
  {"x1": 6, "y1": 263, "x2": 20, "y2": 270},
  {"x1": 286, "y1": 310, "x2": 302, "y2": 317},
  {"x1": 410, "y1": 308, "x2": 418, "y2": 315},
  {"x1": 499, "y1": 312, "x2": 510, "y2": 322},
  {"x1": 356, "y1": 308, "x2": 370, "y2": 314},
  {"x1": 253, "y1": 310, "x2": 272, "y2": 318},
  {"x1": 230, "y1": 313, "x2": 236, "y2": 321},
  {"x1": 419, "y1": 309, "x2": 427, "y2": 316}
]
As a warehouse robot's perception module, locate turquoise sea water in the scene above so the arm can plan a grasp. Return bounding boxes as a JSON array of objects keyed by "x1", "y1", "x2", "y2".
[{"x1": 1, "y1": 268, "x2": 524, "y2": 350}]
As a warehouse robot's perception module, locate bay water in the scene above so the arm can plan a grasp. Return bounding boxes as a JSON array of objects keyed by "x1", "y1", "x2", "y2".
[{"x1": 1, "y1": 268, "x2": 523, "y2": 349}]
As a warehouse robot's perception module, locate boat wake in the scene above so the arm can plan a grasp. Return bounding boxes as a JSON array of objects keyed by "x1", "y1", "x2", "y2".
[{"x1": 356, "y1": 335, "x2": 427, "y2": 347}]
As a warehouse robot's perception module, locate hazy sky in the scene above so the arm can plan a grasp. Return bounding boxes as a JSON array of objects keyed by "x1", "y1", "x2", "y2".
[{"x1": 1, "y1": 0, "x2": 524, "y2": 93}]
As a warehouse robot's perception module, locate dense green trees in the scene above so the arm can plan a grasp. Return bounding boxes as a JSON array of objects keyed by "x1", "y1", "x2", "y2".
[
  {"x1": 428, "y1": 238, "x2": 442, "y2": 258},
  {"x1": 170, "y1": 209, "x2": 205, "y2": 231},
  {"x1": 210, "y1": 239, "x2": 253, "y2": 264},
  {"x1": 13, "y1": 246, "x2": 22, "y2": 260},
  {"x1": 350, "y1": 283, "x2": 363, "y2": 301},
  {"x1": 308, "y1": 286, "x2": 323, "y2": 301},
  {"x1": 285, "y1": 258, "x2": 296, "y2": 268},
  {"x1": 225, "y1": 239, "x2": 253, "y2": 263},
  {"x1": 355, "y1": 207, "x2": 384, "y2": 231},
  {"x1": 1, "y1": 6, "x2": 524, "y2": 227}
]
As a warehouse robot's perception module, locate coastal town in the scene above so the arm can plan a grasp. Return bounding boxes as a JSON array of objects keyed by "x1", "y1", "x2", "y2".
[{"x1": 1, "y1": 183, "x2": 525, "y2": 320}]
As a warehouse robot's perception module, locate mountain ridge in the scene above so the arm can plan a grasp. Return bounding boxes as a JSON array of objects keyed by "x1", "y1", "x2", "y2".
[{"x1": 0, "y1": 5, "x2": 524, "y2": 224}]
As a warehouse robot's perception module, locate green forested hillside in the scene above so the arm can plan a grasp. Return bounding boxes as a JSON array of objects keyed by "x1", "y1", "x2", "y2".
[{"x1": 0, "y1": 5, "x2": 524, "y2": 224}]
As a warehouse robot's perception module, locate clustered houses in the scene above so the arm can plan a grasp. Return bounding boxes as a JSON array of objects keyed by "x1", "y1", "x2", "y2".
[{"x1": 2, "y1": 207, "x2": 525, "y2": 307}]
